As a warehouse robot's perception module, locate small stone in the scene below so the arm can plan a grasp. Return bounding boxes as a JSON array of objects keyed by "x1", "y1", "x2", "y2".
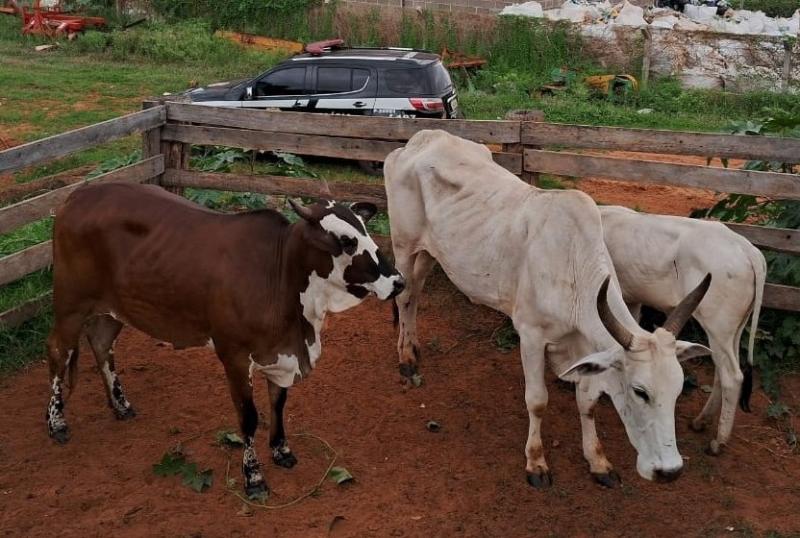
[{"x1": 552, "y1": 440, "x2": 560, "y2": 448}]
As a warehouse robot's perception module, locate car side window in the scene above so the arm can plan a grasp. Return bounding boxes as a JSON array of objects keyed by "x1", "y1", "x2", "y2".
[
  {"x1": 317, "y1": 67, "x2": 371, "y2": 94},
  {"x1": 255, "y1": 68, "x2": 306, "y2": 97}
]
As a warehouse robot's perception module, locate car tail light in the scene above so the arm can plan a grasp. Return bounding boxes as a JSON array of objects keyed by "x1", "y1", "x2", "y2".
[{"x1": 409, "y1": 98, "x2": 444, "y2": 112}]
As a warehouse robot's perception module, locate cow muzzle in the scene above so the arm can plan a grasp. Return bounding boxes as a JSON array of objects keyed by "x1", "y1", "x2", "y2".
[
  {"x1": 653, "y1": 466, "x2": 683, "y2": 483},
  {"x1": 388, "y1": 276, "x2": 406, "y2": 299}
]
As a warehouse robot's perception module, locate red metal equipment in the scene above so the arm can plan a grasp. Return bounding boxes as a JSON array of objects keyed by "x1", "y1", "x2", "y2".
[{"x1": 2, "y1": 0, "x2": 106, "y2": 38}]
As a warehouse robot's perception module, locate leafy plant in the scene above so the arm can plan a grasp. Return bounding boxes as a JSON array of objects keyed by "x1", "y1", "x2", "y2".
[
  {"x1": 153, "y1": 448, "x2": 214, "y2": 493},
  {"x1": 215, "y1": 430, "x2": 245, "y2": 447},
  {"x1": 492, "y1": 317, "x2": 519, "y2": 353},
  {"x1": 87, "y1": 150, "x2": 142, "y2": 179},
  {"x1": 327, "y1": 466, "x2": 354, "y2": 485}
]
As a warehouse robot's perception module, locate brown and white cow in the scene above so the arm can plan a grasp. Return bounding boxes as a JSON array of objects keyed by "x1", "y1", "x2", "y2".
[
  {"x1": 385, "y1": 130, "x2": 712, "y2": 487},
  {"x1": 45, "y1": 183, "x2": 404, "y2": 499}
]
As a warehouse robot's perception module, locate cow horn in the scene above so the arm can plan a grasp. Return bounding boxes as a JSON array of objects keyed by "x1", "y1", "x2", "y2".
[
  {"x1": 597, "y1": 276, "x2": 634, "y2": 350},
  {"x1": 288, "y1": 198, "x2": 315, "y2": 222},
  {"x1": 662, "y1": 273, "x2": 712, "y2": 336},
  {"x1": 320, "y1": 179, "x2": 333, "y2": 198}
]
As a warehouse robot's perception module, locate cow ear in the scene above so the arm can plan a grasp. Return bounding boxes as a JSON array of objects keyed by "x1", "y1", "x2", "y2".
[
  {"x1": 675, "y1": 341, "x2": 712, "y2": 362},
  {"x1": 306, "y1": 228, "x2": 342, "y2": 256},
  {"x1": 350, "y1": 202, "x2": 377, "y2": 223},
  {"x1": 559, "y1": 348, "x2": 621, "y2": 378}
]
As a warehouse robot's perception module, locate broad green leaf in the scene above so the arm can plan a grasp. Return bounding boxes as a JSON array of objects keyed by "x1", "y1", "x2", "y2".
[
  {"x1": 152, "y1": 452, "x2": 187, "y2": 477},
  {"x1": 216, "y1": 430, "x2": 245, "y2": 447},
  {"x1": 327, "y1": 466, "x2": 354, "y2": 485},
  {"x1": 183, "y1": 468, "x2": 213, "y2": 493}
]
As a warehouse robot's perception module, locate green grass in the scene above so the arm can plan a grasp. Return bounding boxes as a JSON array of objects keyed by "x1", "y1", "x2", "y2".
[{"x1": 1, "y1": 12, "x2": 799, "y2": 373}]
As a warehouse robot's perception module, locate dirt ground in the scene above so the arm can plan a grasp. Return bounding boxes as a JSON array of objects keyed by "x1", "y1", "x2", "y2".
[
  {"x1": 2, "y1": 153, "x2": 799, "y2": 537},
  {"x1": 1, "y1": 271, "x2": 799, "y2": 538}
]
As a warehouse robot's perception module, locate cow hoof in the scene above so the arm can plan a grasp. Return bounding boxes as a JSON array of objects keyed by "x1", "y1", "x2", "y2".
[
  {"x1": 244, "y1": 482, "x2": 269, "y2": 501},
  {"x1": 50, "y1": 428, "x2": 70, "y2": 444},
  {"x1": 273, "y1": 450, "x2": 298, "y2": 469},
  {"x1": 114, "y1": 406, "x2": 137, "y2": 421},
  {"x1": 398, "y1": 363, "x2": 417, "y2": 379},
  {"x1": 526, "y1": 470, "x2": 553, "y2": 489},
  {"x1": 591, "y1": 469, "x2": 621, "y2": 488},
  {"x1": 706, "y1": 440, "x2": 723, "y2": 456},
  {"x1": 689, "y1": 419, "x2": 706, "y2": 433}
]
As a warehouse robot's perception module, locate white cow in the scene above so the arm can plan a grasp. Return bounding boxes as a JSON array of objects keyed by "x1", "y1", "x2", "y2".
[
  {"x1": 599, "y1": 206, "x2": 766, "y2": 455},
  {"x1": 385, "y1": 130, "x2": 712, "y2": 487}
]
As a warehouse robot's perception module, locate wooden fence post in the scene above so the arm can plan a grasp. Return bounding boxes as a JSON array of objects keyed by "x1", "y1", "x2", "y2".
[
  {"x1": 142, "y1": 100, "x2": 163, "y2": 185},
  {"x1": 156, "y1": 101, "x2": 189, "y2": 196},
  {"x1": 504, "y1": 109, "x2": 544, "y2": 186},
  {"x1": 641, "y1": 28, "x2": 651, "y2": 90}
]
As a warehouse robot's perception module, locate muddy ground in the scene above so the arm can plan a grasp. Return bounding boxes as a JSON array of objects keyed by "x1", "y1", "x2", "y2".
[
  {"x1": 1, "y1": 153, "x2": 799, "y2": 537},
  {"x1": 1, "y1": 270, "x2": 799, "y2": 538}
]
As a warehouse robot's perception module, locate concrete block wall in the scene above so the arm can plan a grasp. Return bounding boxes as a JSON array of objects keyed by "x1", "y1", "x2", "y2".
[{"x1": 338, "y1": 0, "x2": 652, "y2": 15}]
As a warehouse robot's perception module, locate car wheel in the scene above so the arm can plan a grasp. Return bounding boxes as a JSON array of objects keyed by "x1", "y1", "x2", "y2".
[{"x1": 358, "y1": 160, "x2": 384, "y2": 177}]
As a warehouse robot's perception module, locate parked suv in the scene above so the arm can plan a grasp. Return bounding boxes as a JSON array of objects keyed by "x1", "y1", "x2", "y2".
[{"x1": 183, "y1": 45, "x2": 461, "y2": 119}]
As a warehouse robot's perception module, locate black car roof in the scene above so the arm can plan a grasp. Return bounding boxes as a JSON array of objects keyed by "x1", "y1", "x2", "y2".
[{"x1": 289, "y1": 48, "x2": 440, "y2": 66}]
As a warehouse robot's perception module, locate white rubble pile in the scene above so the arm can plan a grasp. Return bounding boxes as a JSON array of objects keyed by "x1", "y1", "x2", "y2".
[{"x1": 499, "y1": 0, "x2": 800, "y2": 37}]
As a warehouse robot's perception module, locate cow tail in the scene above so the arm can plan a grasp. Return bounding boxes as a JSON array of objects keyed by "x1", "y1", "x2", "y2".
[
  {"x1": 740, "y1": 249, "x2": 766, "y2": 413},
  {"x1": 392, "y1": 298, "x2": 399, "y2": 328}
]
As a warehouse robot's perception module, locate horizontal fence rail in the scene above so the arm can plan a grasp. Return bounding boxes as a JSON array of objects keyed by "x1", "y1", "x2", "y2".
[
  {"x1": 0, "y1": 292, "x2": 52, "y2": 330},
  {"x1": 0, "y1": 155, "x2": 164, "y2": 236},
  {"x1": 524, "y1": 149, "x2": 800, "y2": 200},
  {"x1": 0, "y1": 106, "x2": 166, "y2": 175},
  {"x1": 522, "y1": 122, "x2": 800, "y2": 163},
  {"x1": 165, "y1": 102, "x2": 521, "y2": 144},
  {"x1": 161, "y1": 124, "x2": 523, "y2": 175}
]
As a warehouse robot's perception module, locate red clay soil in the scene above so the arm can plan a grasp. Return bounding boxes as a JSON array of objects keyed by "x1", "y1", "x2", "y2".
[{"x1": 1, "y1": 271, "x2": 799, "y2": 538}]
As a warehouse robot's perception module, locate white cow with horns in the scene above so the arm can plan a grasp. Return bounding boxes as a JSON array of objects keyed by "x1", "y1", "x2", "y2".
[
  {"x1": 385, "y1": 130, "x2": 712, "y2": 487},
  {"x1": 599, "y1": 206, "x2": 766, "y2": 455}
]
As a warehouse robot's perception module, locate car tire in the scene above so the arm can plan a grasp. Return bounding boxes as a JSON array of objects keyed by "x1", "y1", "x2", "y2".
[{"x1": 358, "y1": 160, "x2": 384, "y2": 177}]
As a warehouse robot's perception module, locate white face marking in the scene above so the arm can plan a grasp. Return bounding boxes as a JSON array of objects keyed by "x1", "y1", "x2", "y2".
[
  {"x1": 318, "y1": 211, "x2": 403, "y2": 301},
  {"x1": 249, "y1": 353, "x2": 302, "y2": 388},
  {"x1": 206, "y1": 338, "x2": 215, "y2": 351}
]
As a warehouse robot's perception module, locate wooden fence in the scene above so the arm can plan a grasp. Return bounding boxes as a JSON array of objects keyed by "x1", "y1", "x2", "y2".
[{"x1": 1, "y1": 101, "x2": 800, "y2": 330}]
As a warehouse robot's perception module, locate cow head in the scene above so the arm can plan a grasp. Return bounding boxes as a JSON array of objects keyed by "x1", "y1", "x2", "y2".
[
  {"x1": 290, "y1": 199, "x2": 405, "y2": 307},
  {"x1": 561, "y1": 274, "x2": 712, "y2": 483}
]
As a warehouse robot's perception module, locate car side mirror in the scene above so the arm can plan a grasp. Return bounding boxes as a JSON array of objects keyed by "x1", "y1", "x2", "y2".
[{"x1": 246, "y1": 86, "x2": 253, "y2": 100}]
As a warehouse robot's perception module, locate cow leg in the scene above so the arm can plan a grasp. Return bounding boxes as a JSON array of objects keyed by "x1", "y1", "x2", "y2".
[
  {"x1": 517, "y1": 326, "x2": 551, "y2": 489},
  {"x1": 45, "y1": 314, "x2": 83, "y2": 443},
  {"x1": 705, "y1": 333, "x2": 745, "y2": 456},
  {"x1": 85, "y1": 315, "x2": 135, "y2": 420},
  {"x1": 267, "y1": 380, "x2": 297, "y2": 468},
  {"x1": 394, "y1": 249, "x2": 436, "y2": 379},
  {"x1": 576, "y1": 378, "x2": 620, "y2": 487},
  {"x1": 691, "y1": 369, "x2": 722, "y2": 433},
  {"x1": 221, "y1": 355, "x2": 267, "y2": 499}
]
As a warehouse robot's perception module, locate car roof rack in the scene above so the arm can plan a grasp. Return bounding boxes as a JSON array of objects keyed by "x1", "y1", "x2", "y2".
[{"x1": 302, "y1": 39, "x2": 433, "y2": 56}]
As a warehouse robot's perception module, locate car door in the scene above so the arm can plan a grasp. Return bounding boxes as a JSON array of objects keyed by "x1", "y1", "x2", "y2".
[
  {"x1": 309, "y1": 66, "x2": 376, "y2": 115},
  {"x1": 243, "y1": 66, "x2": 311, "y2": 111}
]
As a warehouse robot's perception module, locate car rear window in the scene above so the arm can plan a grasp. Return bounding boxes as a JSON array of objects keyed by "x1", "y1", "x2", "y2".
[
  {"x1": 385, "y1": 68, "x2": 429, "y2": 94},
  {"x1": 428, "y1": 63, "x2": 454, "y2": 93}
]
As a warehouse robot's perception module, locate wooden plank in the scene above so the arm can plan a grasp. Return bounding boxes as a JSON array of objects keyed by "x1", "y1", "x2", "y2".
[
  {"x1": 763, "y1": 283, "x2": 800, "y2": 312},
  {"x1": 142, "y1": 101, "x2": 163, "y2": 184},
  {"x1": 0, "y1": 155, "x2": 164, "y2": 235},
  {"x1": 725, "y1": 223, "x2": 800, "y2": 255},
  {"x1": 0, "y1": 292, "x2": 52, "y2": 330},
  {"x1": 524, "y1": 149, "x2": 800, "y2": 200},
  {"x1": 162, "y1": 125, "x2": 522, "y2": 174},
  {"x1": 0, "y1": 106, "x2": 167, "y2": 175},
  {"x1": 163, "y1": 169, "x2": 388, "y2": 207},
  {"x1": 522, "y1": 123, "x2": 800, "y2": 163},
  {"x1": 166, "y1": 102, "x2": 521, "y2": 144},
  {"x1": 0, "y1": 241, "x2": 52, "y2": 287}
]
